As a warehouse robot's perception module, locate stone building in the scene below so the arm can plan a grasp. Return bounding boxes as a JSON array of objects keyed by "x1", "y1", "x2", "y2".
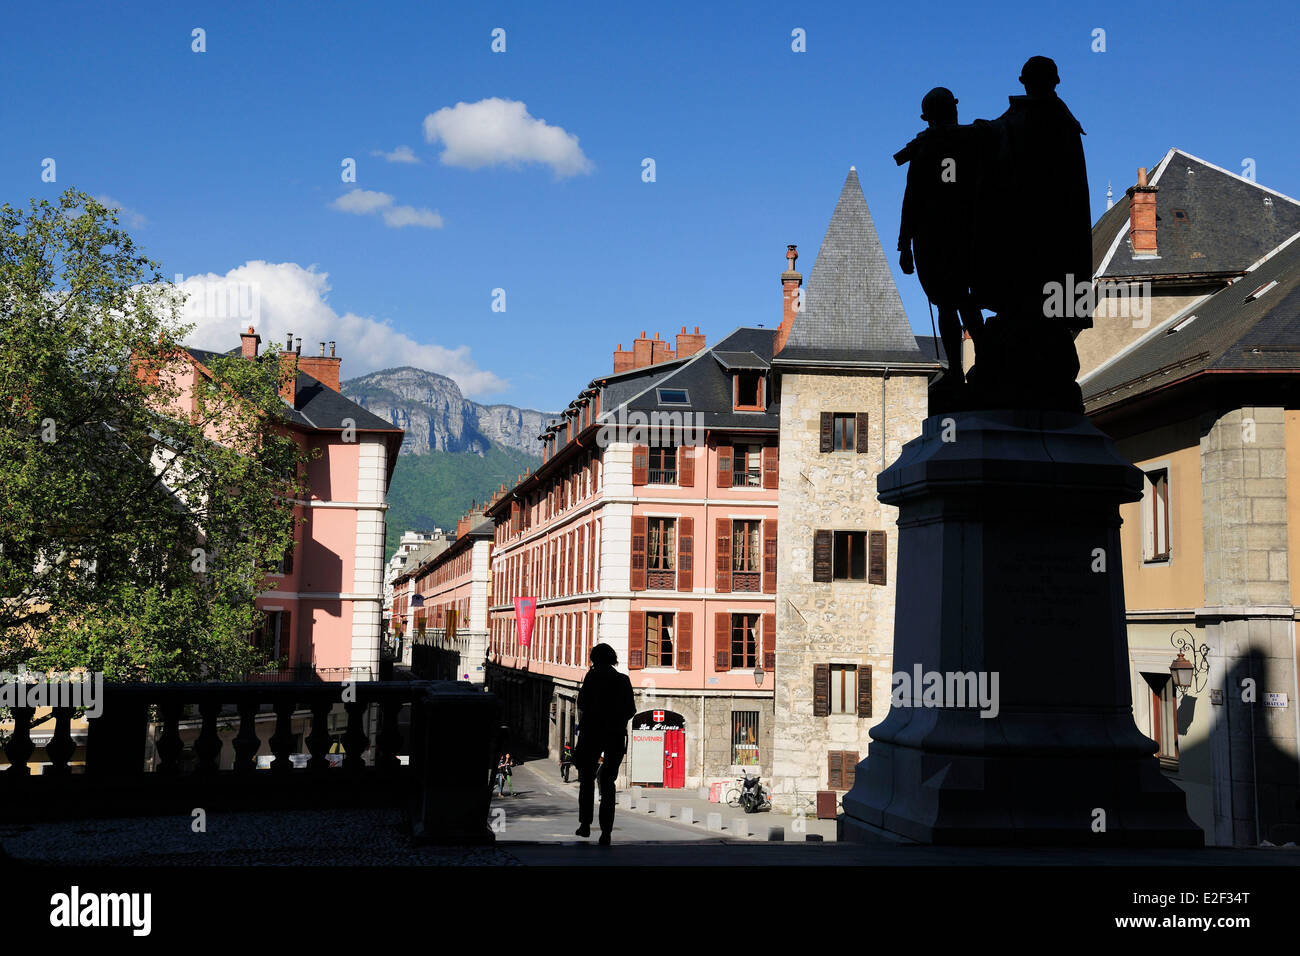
[{"x1": 769, "y1": 168, "x2": 941, "y2": 812}]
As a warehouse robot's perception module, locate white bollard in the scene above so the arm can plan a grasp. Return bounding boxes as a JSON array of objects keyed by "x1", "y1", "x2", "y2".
[
  {"x1": 731, "y1": 819, "x2": 749, "y2": 838},
  {"x1": 656, "y1": 800, "x2": 671, "y2": 817},
  {"x1": 707, "y1": 812, "x2": 723, "y2": 832},
  {"x1": 680, "y1": 807, "x2": 695, "y2": 825}
]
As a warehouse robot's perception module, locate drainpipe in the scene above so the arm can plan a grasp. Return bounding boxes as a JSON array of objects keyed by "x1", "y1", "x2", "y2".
[{"x1": 881, "y1": 367, "x2": 891, "y2": 470}]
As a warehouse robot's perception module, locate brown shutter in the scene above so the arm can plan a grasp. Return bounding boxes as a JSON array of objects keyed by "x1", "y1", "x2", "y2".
[
  {"x1": 813, "y1": 530, "x2": 833, "y2": 583},
  {"x1": 677, "y1": 612, "x2": 692, "y2": 670},
  {"x1": 677, "y1": 516, "x2": 693, "y2": 592},
  {"x1": 678, "y1": 445, "x2": 695, "y2": 487},
  {"x1": 868, "y1": 530, "x2": 887, "y2": 585},
  {"x1": 716, "y1": 444, "x2": 733, "y2": 488},
  {"x1": 762, "y1": 612, "x2": 776, "y2": 671},
  {"x1": 714, "y1": 612, "x2": 731, "y2": 671},
  {"x1": 567, "y1": 532, "x2": 576, "y2": 594},
  {"x1": 762, "y1": 518, "x2": 777, "y2": 593},
  {"x1": 628, "y1": 612, "x2": 645, "y2": 669},
  {"x1": 855, "y1": 412, "x2": 869, "y2": 454},
  {"x1": 715, "y1": 517, "x2": 731, "y2": 593},
  {"x1": 857, "y1": 665, "x2": 872, "y2": 718},
  {"x1": 280, "y1": 609, "x2": 292, "y2": 659},
  {"x1": 630, "y1": 515, "x2": 647, "y2": 591},
  {"x1": 762, "y1": 445, "x2": 778, "y2": 489},
  {"x1": 828, "y1": 750, "x2": 843, "y2": 789},
  {"x1": 576, "y1": 528, "x2": 585, "y2": 593},
  {"x1": 819, "y1": 412, "x2": 834, "y2": 453},
  {"x1": 813, "y1": 663, "x2": 830, "y2": 717},
  {"x1": 632, "y1": 445, "x2": 649, "y2": 485},
  {"x1": 844, "y1": 751, "x2": 859, "y2": 789}
]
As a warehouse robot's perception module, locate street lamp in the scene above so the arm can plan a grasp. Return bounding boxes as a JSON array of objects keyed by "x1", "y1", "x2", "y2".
[
  {"x1": 1169, "y1": 628, "x2": 1209, "y2": 697},
  {"x1": 753, "y1": 664, "x2": 765, "y2": 687}
]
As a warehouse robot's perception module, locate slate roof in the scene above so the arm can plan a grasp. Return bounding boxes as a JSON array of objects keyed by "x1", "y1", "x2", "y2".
[
  {"x1": 776, "y1": 167, "x2": 933, "y2": 368},
  {"x1": 713, "y1": 350, "x2": 770, "y2": 370},
  {"x1": 1094, "y1": 149, "x2": 1300, "y2": 280},
  {"x1": 1083, "y1": 233, "x2": 1300, "y2": 412}
]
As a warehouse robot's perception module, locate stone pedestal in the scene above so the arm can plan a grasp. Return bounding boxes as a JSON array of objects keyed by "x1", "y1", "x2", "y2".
[{"x1": 840, "y1": 409, "x2": 1202, "y2": 846}]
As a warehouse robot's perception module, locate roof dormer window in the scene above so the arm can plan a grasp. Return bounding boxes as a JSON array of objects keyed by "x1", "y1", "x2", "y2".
[{"x1": 734, "y1": 371, "x2": 765, "y2": 411}]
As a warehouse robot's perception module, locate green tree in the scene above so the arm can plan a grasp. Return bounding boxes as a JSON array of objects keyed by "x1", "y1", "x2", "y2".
[{"x1": 0, "y1": 190, "x2": 306, "y2": 681}]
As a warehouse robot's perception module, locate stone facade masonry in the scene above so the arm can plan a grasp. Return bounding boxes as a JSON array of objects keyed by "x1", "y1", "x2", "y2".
[{"x1": 771, "y1": 368, "x2": 930, "y2": 810}]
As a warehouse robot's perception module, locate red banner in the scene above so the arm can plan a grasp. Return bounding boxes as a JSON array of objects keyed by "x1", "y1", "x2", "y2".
[{"x1": 514, "y1": 597, "x2": 537, "y2": 647}]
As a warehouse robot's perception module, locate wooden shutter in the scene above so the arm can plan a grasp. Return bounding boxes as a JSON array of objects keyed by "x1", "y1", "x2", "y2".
[
  {"x1": 630, "y1": 515, "x2": 647, "y2": 591},
  {"x1": 819, "y1": 412, "x2": 834, "y2": 453},
  {"x1": 813, "y1": 663, "x2": 830, "y2": 717},
  {"x1": 762, "y1": 518, "x2": 777, "y2": 593},
  {"x1": 828, "y1": 750, "x2": 843, "y2": 789},
  {"x1": 857, "y1": 665, "x2": 872, "y2": 718},
  {"x1": 576, "y1": 528, "x2": 585, "y2": 593},
  {"x1": 677, "y1": 612, "x2": 692, "y2": 670},
  {"x1": 855, "y1": 412, "x2": 870, "y2": 453},
  {"x1": 716, "y1": 444, "x2": 733, "y2": 488},
  {"x1": 628, "y1": 612, "x2": 645, "y2": 669},
  {"x1": 813, "y1": 530, "x2": 833, "y2": 583},
  {"x1": 678, "y1": 445, "x2": 695, "y2": 487},
  {"x1": 762, "y1": 612, "x2": 776, "y2": 671},
  {"x1": 677, "y1": 516, "x2": 693, "y2": 592},
  {"x1": 844, "y1": 751, "x2": 860, "y2": 789},
  {"x1": 715, "y1": 517, "x2": 731, "y2": 593},
  {"x1": 280, "y1": 609, "x2": 292, "y2": 659},
  {"x1": 714, "y1": 612, "x2": 731, "y2": 671},
  {"x1": 762, "y1": 445, "x2": 778, "y2": 489},
  {"x1": 632, "y1": 445, "x2": 649, "y2": 485},
  {"x1": 868, "y1": 530, "x2": 887, "y2": 585}
]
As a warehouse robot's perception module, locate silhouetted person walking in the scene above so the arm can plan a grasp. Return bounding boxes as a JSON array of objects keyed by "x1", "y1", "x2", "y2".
[{"x1": 573, "y1": 643, "x2": 636, "y2": 846}]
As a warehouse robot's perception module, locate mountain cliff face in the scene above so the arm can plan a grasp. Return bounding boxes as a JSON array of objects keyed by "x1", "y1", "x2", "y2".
[{"x1": 341, "y1": 367, "x2": 551, "y2": 456}]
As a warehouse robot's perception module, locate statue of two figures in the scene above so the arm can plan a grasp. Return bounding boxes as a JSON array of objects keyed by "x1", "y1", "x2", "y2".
[{"x1": 896, "y1": 56, "x2": 1093, "y2": 414}]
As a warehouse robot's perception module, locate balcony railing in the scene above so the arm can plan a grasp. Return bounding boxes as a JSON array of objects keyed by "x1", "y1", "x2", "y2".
[
  {"x1": 733, "y1": 470, "x2": 762, "y2": 488},
  {"x1": 648, "y1": 468, "x2": 678, "y2": 485},
  {"x1": 244, "y1": 665, "x2": 375, "y2": 683},
  {"x1": 732, "y1": 571, "x2": 761, "y2": 592},
  {"x1": 647, "y1": 569, "x2": 676, "y2": 590}
]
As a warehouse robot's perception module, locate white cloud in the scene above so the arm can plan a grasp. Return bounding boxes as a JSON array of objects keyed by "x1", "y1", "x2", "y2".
[
  {"x1": 422, "y1": 98, "x2": 593, "y2": 178},
  {"x1": 372, "y1": 145, "x2": 421, "y2": 164},
  {"x1": 330, "y1": 189, "x2": 443, "y2": 229},
  {"x1": 96, "y1": 194, "x2": 147, "y2": 228},
  {"x1": 175, "y1": 261, "x2": 507, "y2": 397}
]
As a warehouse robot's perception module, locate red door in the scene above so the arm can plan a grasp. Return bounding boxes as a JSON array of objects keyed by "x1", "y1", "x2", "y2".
[{"x1": 663, "y1": 729, "x2": 685, "y2": 788}]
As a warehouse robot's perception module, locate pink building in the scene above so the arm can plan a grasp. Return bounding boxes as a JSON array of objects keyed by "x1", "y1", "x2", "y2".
[{"x1": 177, "y1": 329, "x2": 403, "y2": 678}]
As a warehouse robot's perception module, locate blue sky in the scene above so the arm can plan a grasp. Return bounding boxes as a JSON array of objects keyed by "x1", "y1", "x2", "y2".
[{"x1": 4, "y1": 0, "x2": 1298, "y2": 413}]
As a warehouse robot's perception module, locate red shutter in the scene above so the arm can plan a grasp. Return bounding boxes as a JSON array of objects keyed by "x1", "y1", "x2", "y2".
[
  {"x1": 762, "y1": 518, "x2": 777, "y2": 593},
  {"x1": 813, "y1": 530, "x2": 833, "y2": 583},
  {"x1": 576, "y1": 527, "x2": 585, "y2": 593},
  {"x1": 715, "y1": 517, "x2": 731, "y2": 593},
  {"x1": 714, "y1": 612, "x2": 731, "y2": 671},
  {"x1": 868, "y1": 530, "x2": 887, "y2": 585},
  {"x1": 819, "y1": 412, "x2": 834, "y2": 453},
  {"x1": 678, "y1": 445, "x2": 695, "y2": 487},
  {"x1": 631, "y1": 515, "x2": 647, "y2": 591},
  {"x1": 566, "y1": 533, "x2": 575, "y2": 595},
  {"x1": 857, "y1": 665, "x2": 872, "y2": 718},
  {"x1": 828, "y1": 750, "x2": 843, "y2": 789},
  {"x1": 762, "y1": 612, "x2": 776, "y2": 671},
  {"x1": 716, "y1": 445, "x2": 733, "y2": 488},
  {"x1": 762, "y1": 445, "x2": 778, "y2": 489},
  {"x1": 632, "y1": 445, "x2": 649, "y2": 485},
  {"x1": 813, "y1": 663, "x2": 830, "y2": 717},
  {"x1": 588, "y1": 523, "x2": 596, "y2": 592},
  {"x1": 855, "y1": 412, "x2": 870, "y2": 454},
  {"x1": 677, "y1": 612, "x2": 692, "y2": 670},
  {"x1": 677, "y1": 516, "x2": 693, "y2": 592},
  {"x1": 628, "y1": 612, "x2": 644, "y2": 669}
]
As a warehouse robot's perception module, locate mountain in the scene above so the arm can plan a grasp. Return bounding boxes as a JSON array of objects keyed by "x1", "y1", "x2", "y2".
[{"x1": 341, "y1": 366, "x2": 552, "y2": 456}]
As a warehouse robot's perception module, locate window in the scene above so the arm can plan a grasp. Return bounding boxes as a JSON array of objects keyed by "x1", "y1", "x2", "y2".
[
  {"x1": 734, "y1": 371, "x2": 765, "y2": 410},
  {"x1": 253, "y1": 610, "x2": 284, "y2": 663},
  {"x1": 820, "y1": 412, "x2": 867, "y2": 453},
  {"x1": 648, "y1": 444, "x2": 677, "y2": 484},
  {"x1": 1143, "y1": 468, "x2": 1171, "y2": 562},
  {"x1": 732, "y1": 445, "x2": 763, "y2": 487},
  {"x1": 731, "y1": 613, "x2": 759, "y2": 668},
  {"x1": 832, "y1": 414, "x2": 855, "y2": 451},
  {"x1": 1172, "y1": 208, "x2": 1189, "y2": 224},
  {"x1": 827, "y1": 750, "x2": 859, "y2": 790},
  {"x1": 1141, "y1": 673, "x2": 1179, "y2": 769},
  {"x1": 731, "y1": 711, "x2": 759, "y2": 765},
  {"x1": 657, "y1": 387, "x2": 690, "y2": 405},
  {"x1": 645, "y1": 611, "x2": 675, "y2": 667},
  {"x1": 646, "y1": 517, "x2": 676, "y2": 589},
  {"x1": 814, "y1": 530, "x2": 886, "y2": 584},
  {"x1": 829, "y1": 665, "x2": 857, "y2": 714},
  {"x1": 833, "y1": 531, "x2": 867, "y2": 580},
  {"x1": 732, "y1": 520, "x2": 761, "y2": 575}
]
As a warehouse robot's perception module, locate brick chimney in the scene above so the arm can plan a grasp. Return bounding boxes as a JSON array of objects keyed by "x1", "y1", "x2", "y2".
[
  {"x1": 278, "y1": 332, "x2": 300, "y2": 404},
  {"x1": 676, "y1": 325, "x2": 705, "y2": 358},
  {"x1": 650, "y1": 332, "x2": 673, "y2": 365},
  {"x1": 1126, "y1": 167, "x2": 1159, "y2": 257},
  {"x1": 775, "y1": 244, "x2": 801, "y2": 355},
  {"x1": 298, "y1": 340, "x2": 342, "y2": 393},
  {"x1": 240, "y1": 326, "x2": 261, "y2": 359},
  {"x1": 632, "y1": 331, "x2": 653, "y2": 369},
  {"x1": 613, "y1": 343, "x2": 635, "y2": 373}
]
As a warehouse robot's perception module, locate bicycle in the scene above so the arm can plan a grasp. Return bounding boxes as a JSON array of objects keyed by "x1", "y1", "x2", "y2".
[{"x1": 725, "y1": 770, "x2": 760, "y2": 807}]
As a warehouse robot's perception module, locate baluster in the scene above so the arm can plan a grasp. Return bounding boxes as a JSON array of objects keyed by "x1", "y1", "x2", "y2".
[
  {"x1": 376, "y1": 698, "x2": 403, "y2": 771},
  {"x1": 45, "y1": 707, "x2": 76, "y2": 775},
  {"x1": 155, "y1": 701, "x2": 184, "y2": 774},
  {"x1": 232, "y1": 700, "x2": 260, "y2": 772},
  {"x1": 4, "y1": 707, "x2": 35, "y2": 775},
  {"x1": 306, "y1": 699, "x2": 332, "y2": 772},
  {"x1": 194, "y1": 700, "x2": 222, "y2": 773},
  {"x1": 342, "y1": 701, "x2": 368, "y2": 773},
  {"x1": 269, "y1": 699, "x2": 296, "y2": 773}
]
